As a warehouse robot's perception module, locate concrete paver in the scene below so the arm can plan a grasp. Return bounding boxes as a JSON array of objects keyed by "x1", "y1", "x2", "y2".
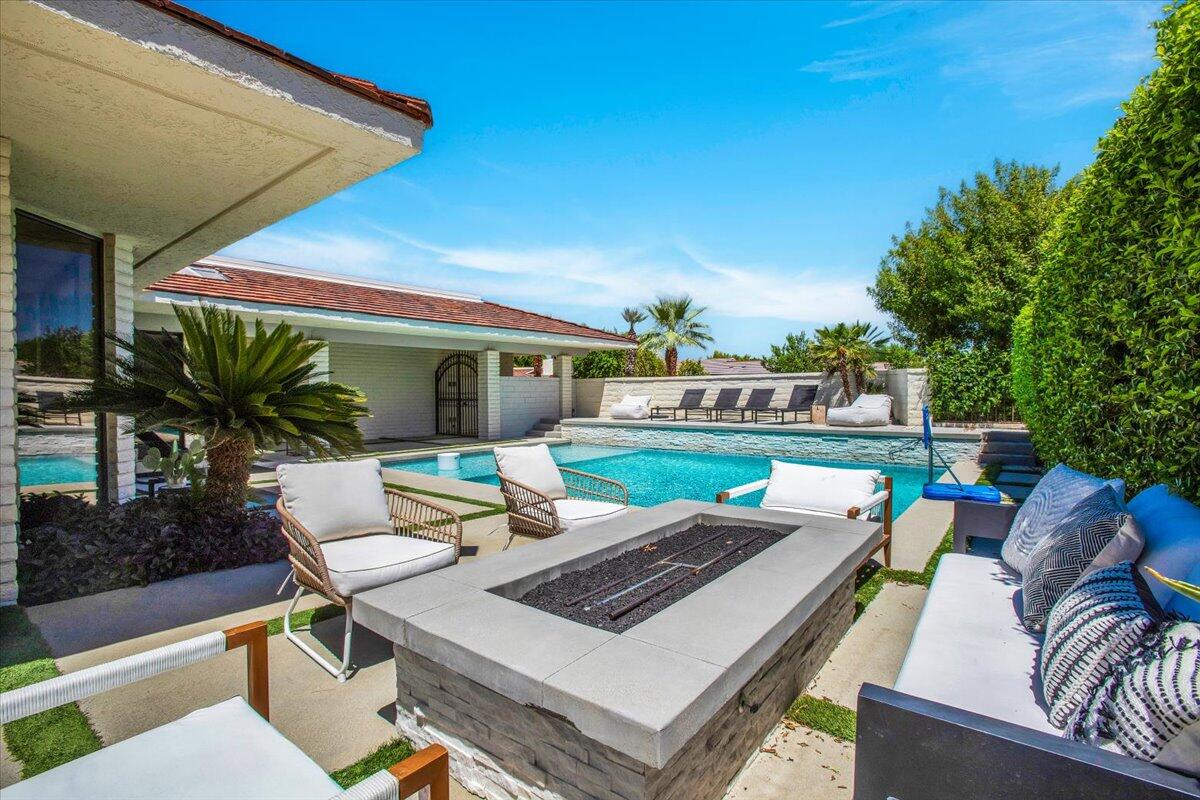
[
  {"x1": 889, "y1": 459, "x2": 981, "y2": 571},
  {"x1": 725, "y1": 723, "x2": 854, "y2": 800}
]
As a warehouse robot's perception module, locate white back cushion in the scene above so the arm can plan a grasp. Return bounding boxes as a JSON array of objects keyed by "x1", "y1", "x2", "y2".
[
  {"x1": 1129, "y1": 483, "x2": 1200, "y2": 608},
  {"x1": 854, "y1": 394, "x2": 892, "y2": 409},
  {"x1": 760, "y1": 460, "x2": 881, "y2": 516},
  {"x1": 276, "y1": 459, "x2": 392, "y2": 542},
  {"x1": 495, "y1": 444, "x2": 567, "y2": 499},
  {"x1": 620, "y1": 394, "x2": 652, "y2": 408}
]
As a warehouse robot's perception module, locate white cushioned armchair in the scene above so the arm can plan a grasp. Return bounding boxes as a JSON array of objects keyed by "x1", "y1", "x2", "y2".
[
  {"x1": 495, "y1": 444, "x2": 629, "y2": 548},
  {"x1": 0, "y1": 620, "x2": 451, "y2": 800},
  {"x1": 717, "y1": 460, "x2": 894, "y2": 566},
  {"x1": 276, "y1": 459, "x2": 461, "y2": 681}
]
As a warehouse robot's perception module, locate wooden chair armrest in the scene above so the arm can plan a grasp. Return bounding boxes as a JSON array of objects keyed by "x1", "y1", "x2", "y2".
[
  {"x1": 559, "y1": 467, "x2": 629, "y2": 505},
  {"x1": 328, "y1": 744, "x2": 450, "y2": 800},
  {"x1": 716, "y1": 478, "x2": 770, "y2": 503},
  {"x1": 0, "y1": 621, "x2": 270, "y2": 724}
]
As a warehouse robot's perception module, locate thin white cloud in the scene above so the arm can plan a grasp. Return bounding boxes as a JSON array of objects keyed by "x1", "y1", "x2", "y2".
[{"x1": 825, "y1": 1, "x2": 923, "y2": 29}]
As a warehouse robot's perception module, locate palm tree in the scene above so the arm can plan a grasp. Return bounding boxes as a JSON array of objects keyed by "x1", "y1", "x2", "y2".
[
  {"x1": 812, "y1": 321, "x2": 888, "y2": 402},
  {"x1": 640, "y1": 295, "x2": 714, "y2": 376},
  {"x1": 620, "y1": 307, "x2": 646, "y2": 376},
  {"x1": 65, "y1": 304, "x2": 368, "y2": 510}
]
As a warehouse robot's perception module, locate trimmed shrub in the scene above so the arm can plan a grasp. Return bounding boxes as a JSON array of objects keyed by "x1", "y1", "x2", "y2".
[
  {"x1": 1014, "y1": 1, "x2": 1199, "y2": 501},
  {"x1": 677, "y1": 358, "x2": 707, "y2": 376},
  {"x1": 926, "y1": 340, "x2": 1014, "y2": 422},
  {"x1": 572, "y1": 348, "x2": 668, "y2": 378},
  {"x1": 17, "y1": 493, "x2": 287, "y2": 605}
]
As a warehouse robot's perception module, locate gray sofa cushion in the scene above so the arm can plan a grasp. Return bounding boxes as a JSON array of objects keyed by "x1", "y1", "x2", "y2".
[
  {"x1": 1001, "y1": 464, "x2": 1125, "y2": 576},
  {"x1": 1041, "y1": 562, "x2": 1163, "y2": 728},
  {"x1": 1067, "y1": 621, "x2": 1200, "y2": 778},
  {"x1": 1021, "y1": 485, "x2": 1144, "y2": 632}
]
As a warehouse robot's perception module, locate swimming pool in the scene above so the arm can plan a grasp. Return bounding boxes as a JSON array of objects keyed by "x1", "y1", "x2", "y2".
[
  {"x1": 19, "y1": 454, "x2": 97, "y2": 487},
  {"x1": 383, "y1": 444, "x2": 940, "y2": 515}
]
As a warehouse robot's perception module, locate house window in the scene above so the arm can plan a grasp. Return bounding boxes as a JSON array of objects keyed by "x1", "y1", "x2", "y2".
[{"x1": 14, "y1": 212, "x2": 106, "y2": 501}]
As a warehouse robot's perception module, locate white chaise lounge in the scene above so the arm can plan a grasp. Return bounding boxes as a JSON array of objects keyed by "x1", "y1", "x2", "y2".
[
  {"x1": 610, "y1": 394, "x2": 652, "y2": 420},
  {"x1": 827, "y1": 393, "x2": 893, "y2": 427},
  {"x1": 717, "y1": 460, "x2": 893, "y2": 566},
  {"x1": 495, "y1": 443, "x2": 629, "y2": 547},
  {"x1": 275, "y1": 459, "x2": 461, "y2": 681},
  {"x1": 0, "y1": 620, "x2": 451, "y2": 800}
]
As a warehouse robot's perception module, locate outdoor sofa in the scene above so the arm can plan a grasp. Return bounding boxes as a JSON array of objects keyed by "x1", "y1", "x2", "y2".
[
  {"x1": 717, "y1": 460, "x2": 893, "y2": 566},
  {"x1": 855, "y1": 476, "x2": 1200, "y2": 799},
  {"x1": 827, "y1": 393, "x2": 892, "y2": 427},
  {"x1": 0, "y1": 620, "x2": 450, "y2": 800}
]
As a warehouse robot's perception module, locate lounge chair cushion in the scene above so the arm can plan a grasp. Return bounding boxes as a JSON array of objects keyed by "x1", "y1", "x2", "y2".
[
  {"x1": 321, "y1": 534, "x2": 456, "y2": 596},
  {"x1": 1128, "y1": 483, "x2": 1200, "y2": 612},
  {"x1": 495, "y1": 444, "x2": 567, "y2": 500},
  {"x1": 552, "y1": 498, "x2": 628, "y2": 532},
  {"x1": 3, "y1": 696, "x2": 339, "y2": 800},
  {"x1": 276, "y1": 459, "x2": 392, "y2": 542},
  {"x1": 894, "y1": 554, "x2": 1056, "y2": 735},
  {"x1": 760, "y1": 460, "x2": 881, "y2": 517},
  {"x1": 826, "y1": 394, "x2": 892, "y2": 427},
  {"x1": 1001, "y1": 463, "x2": 1126, "y2": 577},
  {"x1": 611, "y1": 395, "x2": 652, "y2": 420}
]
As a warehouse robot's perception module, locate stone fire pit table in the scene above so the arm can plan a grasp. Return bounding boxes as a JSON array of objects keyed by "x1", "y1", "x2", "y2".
[{"x1": 355, "y1": 499, "x2": 881, "y2": 800}]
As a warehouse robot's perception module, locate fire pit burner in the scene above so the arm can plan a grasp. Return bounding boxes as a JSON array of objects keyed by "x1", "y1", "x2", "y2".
[{"x1": 519, "y1": 523, "x2": 786, "y2": 632}]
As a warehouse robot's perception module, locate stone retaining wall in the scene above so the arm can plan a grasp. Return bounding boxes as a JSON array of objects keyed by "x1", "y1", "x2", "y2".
[{"x1": 393, "y1": 575, "x2": 854, "y2": 800}]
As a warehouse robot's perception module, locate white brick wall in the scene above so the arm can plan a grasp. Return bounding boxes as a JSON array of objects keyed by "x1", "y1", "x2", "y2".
[
  {"x1": 329, "y1": 342, "x2": 443, "y2": 440},
  {"x1": 477, "y1": 349, "x2": 501, "y2": 441},
  {"x1": 499, "y1": 377, "x2": 559, "y2": 438},
  {"x1": 557, "y1": 355, "x2": 573, "y2": 418},
  {"x1": 102, "y1": 234, "x2": 136, "y2": 501},
  {"x1": 0, "y1": 137, "x2": 15, "y2": 604},
  {"x1": 580, "y1": 372, "x2": 848, "y2": 418},
  {"x1": 883, "y1": 368, "x2": 929, "y2": 425}
]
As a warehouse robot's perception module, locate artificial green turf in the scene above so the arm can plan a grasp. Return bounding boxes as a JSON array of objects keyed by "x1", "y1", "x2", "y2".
[
  {"x1": 786, "y1": 695, "x2": 857, "y2": 742},
  {"x1": 263, "y1": 601, "x2": 346, "y2": 637},
  {"x1": 853, "y1": 525, "x2": 953, "y2": 618},
  {"x1": 0, "y1": 606, "x2": 103, "y2": 778},
  {"x1": 330, "y1": 737, "x2": 415, "y2": 788}
]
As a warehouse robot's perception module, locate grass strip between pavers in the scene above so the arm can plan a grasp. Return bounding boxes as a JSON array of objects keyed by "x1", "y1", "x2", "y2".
[
  {"x1": 383, "y1": 482, "x2": 506, "y2": 513},
  {"x1": 0, "y1": 606, "x2": 103, "y2": 778},
  {"x1": 329, "y1": 737, "x2": 415, "y2": 788},
  {"x1": 786, "y1": 695, "x2": 858, "y2": 742}
]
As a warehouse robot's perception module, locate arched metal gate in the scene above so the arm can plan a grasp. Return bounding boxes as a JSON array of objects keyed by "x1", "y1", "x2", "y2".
[{"x1": 435, "y1": 352, "x2": 478, "y2": 436}]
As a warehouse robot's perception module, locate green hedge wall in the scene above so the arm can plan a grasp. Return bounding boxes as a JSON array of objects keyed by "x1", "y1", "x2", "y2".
[
  {"x1": 1012, "y1": 1, "x2": 1199, "y2": 502},
  {"x1": 926, "y1": 340, "x2": 1014, "y2": 422}
]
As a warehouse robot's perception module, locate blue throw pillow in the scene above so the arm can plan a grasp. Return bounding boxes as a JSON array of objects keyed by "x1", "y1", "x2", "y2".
[
  {"x1": 1127, "y1": 483, "x2": 1200, "y2": 611},
  {"x1": 1001, "y1": 464, "x2": 1125, "y2": 576}
]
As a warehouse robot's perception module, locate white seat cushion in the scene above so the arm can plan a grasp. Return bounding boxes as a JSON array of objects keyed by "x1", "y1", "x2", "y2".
[
  {"x1": 760, "y1": 460, "x2": 881, "y2": 517},
  {"x1": 495, "y1": 444, "x2": 567, "y2": 499},
  {"x1": 277, "y1": 459, "x2": 392, "y2": 541},
  {"x1": 553, "y1": 498, "x2": 628, "y2": 531},
  {"x1": 4, "y1": 697, "x2": 339, "y2": 800},
  {"x1": 610, "y1": 402, "x2": 651, "y2": 420},
  {"x1": 894, "y1": 554, "x2": 1055, "y2": 734},
  {"x1": 322, "y1": 534, "x2": 456, "y2": 596},
  {"x1": 826, "y1": 394, "x2": 892, "y2": 427}
]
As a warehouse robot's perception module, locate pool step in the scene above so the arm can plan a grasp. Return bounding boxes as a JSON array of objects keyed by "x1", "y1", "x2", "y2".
[
  {"x1": 978, "y1": 428, "x2": 1036, "y2": 470},
  {"x1": 527, "y1": 418, "x2": 564, "y2": 439},
  {"x1": 978, "y1": 452, "x2": 1037, "y2": 468}
]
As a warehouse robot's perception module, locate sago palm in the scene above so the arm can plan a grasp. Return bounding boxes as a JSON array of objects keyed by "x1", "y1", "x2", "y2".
[
  {"x1": 620, "y1": 307, "x2": 647, "y2": 377},
  {"x1": 812, "y1": 321, "x2": 887, "y2": 402},
  {"x1": 65, "y1": 304, "x2": 368, "y2": 510},
  {"x1": 640, "y1": 296, "x2": 714, "y2": 376}
]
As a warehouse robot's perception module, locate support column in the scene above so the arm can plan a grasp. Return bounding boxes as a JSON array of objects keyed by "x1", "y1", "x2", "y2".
[
  {"x1": 0, "y1": 138, "x2": 16, "y2": 604},
  {"x1": 477, "y1": 349, "x2": 501, "y2": 441},
  {"x1": 102, "y1": 234, "x2": 136, "y2": 502},
  {"x1": 558, "y1": 354, "x2": 573, "y2": 419}
]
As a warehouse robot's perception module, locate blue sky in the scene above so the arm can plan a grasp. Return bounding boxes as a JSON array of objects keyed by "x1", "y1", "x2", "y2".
[{"x1": 190, "y1": 0, "x2": 1161, "y2": 357}]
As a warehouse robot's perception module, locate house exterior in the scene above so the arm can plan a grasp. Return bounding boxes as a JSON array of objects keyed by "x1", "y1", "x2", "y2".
[
  {"x1": 0, "y1": 0, "x2": 435, "y2": 603},
  {"x1": 137, "y1": 257, "x2": 631, "y2": 442}
]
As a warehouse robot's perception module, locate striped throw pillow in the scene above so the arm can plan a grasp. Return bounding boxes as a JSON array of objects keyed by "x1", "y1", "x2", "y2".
[
  {"x1": 1067, "y1": 621, "x2": 1200, "y2": 778},
  {"x1": 1041, "y1": 562, "x2": 1163, "y2": 728}
]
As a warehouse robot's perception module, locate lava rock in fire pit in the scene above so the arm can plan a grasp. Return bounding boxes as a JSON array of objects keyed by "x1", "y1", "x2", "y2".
[{"x1": 518, "y1": 523, "x2": 786, "y2": 633}]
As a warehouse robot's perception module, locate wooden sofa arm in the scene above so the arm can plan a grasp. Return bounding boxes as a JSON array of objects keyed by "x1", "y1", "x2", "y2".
[
  {"x1": 0, "y1": 621, "x2": 270, "y2": 724},
  {"x1": 560, "y1": 467, "x2": 628, "y2": 505},
  {"x1": 330, "y1": 744, "x2": 450, "y2": 800},
  {"x1": 854, "y1": 683, "x2": 1200, "y2": 800},
  {"x1": 716, "y1": 478, "x2": 769, "y2": 503},
  {"x1": 952, "y1": 500, "x2": 1020, "y2": 553}
]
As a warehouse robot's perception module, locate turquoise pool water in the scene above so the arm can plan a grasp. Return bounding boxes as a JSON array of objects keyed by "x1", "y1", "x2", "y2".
[
  {"x1": 19, "y1": 454, "x2": 97, "y2": 486},
  {"x1": 383, "y1": 444, "x2": 939, "y2": 515}
]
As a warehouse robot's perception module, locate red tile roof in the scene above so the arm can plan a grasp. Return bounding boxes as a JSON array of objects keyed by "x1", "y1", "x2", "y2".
[
  {"x1": 136, "y1": 0, "x2": 433, "y2": 127},
  {"x1": 147, "y1": 263, "x2": 632, "y2": 345}
]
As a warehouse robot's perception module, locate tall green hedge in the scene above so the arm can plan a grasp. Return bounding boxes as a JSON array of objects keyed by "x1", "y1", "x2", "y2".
[
  {"x1": 1012, "y1": 1, "x2": 1199, "y2": 502},
  {"x1": 927, "y1": 340, "x2": 1014, "y2": 422}
]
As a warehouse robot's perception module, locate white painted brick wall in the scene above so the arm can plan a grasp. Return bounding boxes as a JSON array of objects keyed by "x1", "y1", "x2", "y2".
[
  {"x1": 329, "y1": 342, "x2": 442, "y2": 440},
  {"x1": 102, "y1": 234, "x2": 136, "y2": 501},
  {"x1": 0, "y1": 137, "x2": 15, "y2": 604},
  {"x1": 499, "y1": 377, "x2": 559, "y2": 438},
  {"x1": 477, "y1": 350, "x2": 501, "y2": 441},
  {"x1": 557, "y1": 355, "x2": 573, "y2": 418}
]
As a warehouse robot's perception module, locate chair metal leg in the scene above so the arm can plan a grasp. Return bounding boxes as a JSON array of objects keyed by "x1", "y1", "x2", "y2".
[
  {"x1": 283, "y1": 587, "x2": 352, "y2": 682},
  {"x1": 504, "y1": 530, "x2": 519, "y2": 550}
]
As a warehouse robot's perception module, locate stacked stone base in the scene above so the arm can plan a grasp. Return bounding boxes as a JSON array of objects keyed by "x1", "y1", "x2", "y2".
[{"x1": 394, "y1": 575, "x2": 854, "y2": 800}]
